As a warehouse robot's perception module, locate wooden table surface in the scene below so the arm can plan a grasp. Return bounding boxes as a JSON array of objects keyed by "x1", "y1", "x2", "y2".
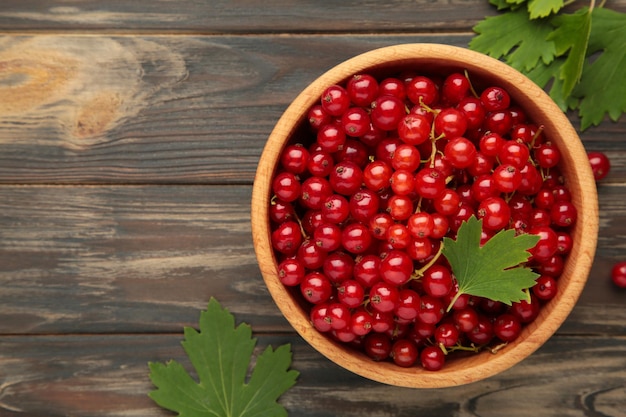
[{"x1": 1, "y1": 1, "x2": 625, "y2": 416}]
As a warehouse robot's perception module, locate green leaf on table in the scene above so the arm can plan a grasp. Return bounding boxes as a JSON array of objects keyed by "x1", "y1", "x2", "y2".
[
  {"x1": 442, "y1": 216, "x2": 540, "y2": 311},
  {"x1": 470, "y1": 7, "x2": 556, "y2": 72},
  {"x1": 149, "y1": 298, "x2": 299, "y2": 417},
  {"x1": 573, "y1": 7, "x2": 626, "y2": 130},
  {"x1": 525, "y1": 57, "x2": 578, "y2": 111},
  {"x1": 546, "y1": 7, "x2": 592, "y2": 99},
  {"x1": 528, "y1": 0, "x2": 564, "y2": 19}
]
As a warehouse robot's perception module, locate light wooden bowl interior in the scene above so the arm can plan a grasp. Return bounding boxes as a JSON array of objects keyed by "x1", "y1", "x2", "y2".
[{"x1": 251, "y1": 43, "x2": 598, "y2": 388}]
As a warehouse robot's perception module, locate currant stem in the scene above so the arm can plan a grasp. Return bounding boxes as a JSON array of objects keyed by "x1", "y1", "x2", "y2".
[
  {"x1": 464, "y1": 69, "x2": 479, "y2": 98},
  {"x1": 447, "y1": 342, "x2": 482, "y2": 354},
  {"x1": 412, "y1": 240, "x2": 445, "y2": 279},
  {"x1": 445, "y1": 290, "x2": 463, "y2": 313}
]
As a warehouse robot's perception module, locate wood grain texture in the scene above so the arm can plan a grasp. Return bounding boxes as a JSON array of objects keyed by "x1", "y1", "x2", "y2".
[
  {"x1": 0, "y1": 1, "x2": 499, "y2": 33},
  {"x1": 0, "y1": 334, "x2": 624, "y2": 416}
]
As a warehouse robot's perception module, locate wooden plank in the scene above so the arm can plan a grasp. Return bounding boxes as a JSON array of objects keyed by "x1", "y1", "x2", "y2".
[
  {"x1": 0, "y1": 184, "x2": 625, "y2": 335},
  {"x1": 0, "y1": 0, "x2": 499, "y2": 33},
  {"x1": 0, "y1": 333, "x2": 624, "y2": 416},
  {"x1": 0, "y1": 184, "x2": 287, "y2": 334},
  {"x1": 1, "y1": 34, "x2": 624, "y2": 185}
]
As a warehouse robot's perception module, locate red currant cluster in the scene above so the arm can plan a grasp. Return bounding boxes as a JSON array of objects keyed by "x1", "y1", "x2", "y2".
[{"x1": 269, "y1": 69, "x2": 578, "y2": 370}]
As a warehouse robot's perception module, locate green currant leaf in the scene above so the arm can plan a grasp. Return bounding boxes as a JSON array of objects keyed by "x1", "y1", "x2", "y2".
[
  {"x1": 470, "y1": 7, "x2": 556, "y2": 72},
  {"x1": 528, "y1": 0, "x2": 564, "y2": 19},
  {"x1": 525, "y1": 57, "x2": 578, "y2": 111},
  {"x1": 442, "y1": 216, "x2": 540, "y2": 311},
  {"x1": 573, "y1": 7, "x2": 626, "y2": 130},
  {"x1": 149, "y1": 298, "x2": 299, "y2": 417},
  {"x1": 546, "y1": 7, "x2": 592, "y2": 99}
]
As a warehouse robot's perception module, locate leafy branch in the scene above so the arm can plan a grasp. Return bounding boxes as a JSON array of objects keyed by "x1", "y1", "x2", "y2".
[{"x1": 470, "y1": 0, "x2": 626, "y2": 131}]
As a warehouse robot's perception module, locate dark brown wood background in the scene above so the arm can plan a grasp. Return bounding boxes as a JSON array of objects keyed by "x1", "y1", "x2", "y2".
[{"x1": 1, "y1": 1, "x2": 625, "y2": 416}]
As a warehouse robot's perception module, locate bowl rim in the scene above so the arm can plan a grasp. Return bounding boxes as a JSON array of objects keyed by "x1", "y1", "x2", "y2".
[{"x1": 251, "y1": 43, "x2": 599, "y2": 388}]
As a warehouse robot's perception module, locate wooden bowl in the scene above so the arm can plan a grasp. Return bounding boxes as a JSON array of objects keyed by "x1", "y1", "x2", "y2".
[{"x1": 251, "y1": 43, "x2": 598, "y2": 388}]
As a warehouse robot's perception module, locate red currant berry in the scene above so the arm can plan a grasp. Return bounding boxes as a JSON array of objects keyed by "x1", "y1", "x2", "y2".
[
  {"x1": 395, "y1": 288, "x2": 421, "y2": 321},
  {"x1": 321, "y1": 194, "x2": 350, "y2": 224},
  {"x1": 398, "y1": 114, "x2": 431, "y2": 146},
  {"x1": 458, "y1": 96, "x2": 486, "y2": 130},
  {"x1": 441, "y1": 72, "x2": 471, "y2": 105},
  {"x1": 329, "y1": 161, "x2": 363, "y2": 195},
  {"x1": 484, "y1": 110, "x2": 513, "y2": 136},
  {"x1": 435, "y1": 322, "x2": 460, "y2": 348},
  {"x1": 277, "y1": 258, "x2": 306, "y2": 286},
  {"x1": 420, "y1": 345, "x2": 446, "y2": 371},
  {"x1": 297, "y1": 239, "x2": 327, "y2": 270},
  {"x1": 364, "y1": 333, "x2": 392, "y2": 361},
  {"x1": 494, "y1": 313, "x2": 522, "y2": 342},
  {"x1": 341, "y1": 107, "x2": 371, "y2": 137},
  {"x1": 478, "y1": 196, "x2": 511, "y2": 231},
  {"x1": 321, "y1": 84, "x2": 350, "y2": 116},
  {"x1": 406, "y1": 75, "x2": 439, "y2": 106},
  {"x1": 323, "y1": 251, "x2": 355, "y2": 284},
  {"x1": 481, "y1": 86, "x2": 511, "y2": 111},
  {"x1": 492, "y1": 163, "x2": 522, "y2": 193},
  {"x1": 271, "y1": 220, "x2": 302, "y2": 256},
  {"x1": 611, "y1": 261, "x2": 626, "y2": 288},
  {"x1": 380, "y1": 250, "x2": 414, "y2": 286},
  {"x1": 391, "y1": 339, "x2": 419, "y2": 367},
  {"x1": 510, "y1": 296, "x2": 540, "y2": 323},
  {"x1": 280, "y1": 144, "x2": 310, "y2": 174},
  {"x1": 499, "y1": 140, "x2": 530, "y2": 168},
  {"x1": 444, "y1": 137, "x2": 477, "y2": 169},
  {"x1": 533, "y1": 275, "x2": 558, "y2": 300},
  {"x1": 417, "y1": 295, "x2": 445, "y2": 325},
  {"x1": 452, "y1": 307, "x2": 479, "y2": 332},
  {"x1": 300, "y1": 271, "x2": 333, "y2": 304},
  {"x1": 313, "y1": 222, "x2": 343, "y2": 251},
  {"x1": 363, "y1": 160, "x2": 392, "y2": 192},
  {"x1": 310, "y1": 303, "x2": 332, "y2": 332},
  {"x1": 587, "y1": 151, "x2": 611, "y2": 181},
  {"x1": 317, "y1": 123, "x2": 346, "y2": 153},
  {"x1": 392, "y1": 143, "x2": 422, "y2": 171},
  {"x1": 414, "y1": 167, "x2": 446, "y2": 199},
  {"x1": 307, "y1": 150, "x2": 334, "y2": 177},
  {"x1": 370, "y1": 95, "x2": 406, "y2": 131},
  {"x1": 534, "y1": 142, "x2": 561, "y2": 168},
  {"x1": 272, "y1": 171, "x2": 301, "y2": 202},
  {"x1": 369, "y1": 281, "x2": 400, "y2": 313},
  {"x1": 550, "y1": 200, "x2": 577, "y2": 227},
  {"x1": 379, "y1": 77, "x2": 406, "y2": 99},
  {"x1": 350, "y1": 308, "x2": 374, "y2": 336},
  {"x1": 349, "y1": 188, "x2": 380, "y2": 223},
  {"x1": 308, "y1": 104, "x2": 331, "y2": 130},
  {"x1": 347, "y1": 74, "x2": 379, "y2": 107},
  {"x1": 422, "y1": 264, "x2": 453, "y2": 298},
  {"x1": 467, "y1": 314, "x2": 494, "y2": 345},
  {"x1": 434, "y1": 107, "x2": 468, "y2": 139},
  {"x1": 341, "y1": 222, "x2": 373, "y2": 254}
]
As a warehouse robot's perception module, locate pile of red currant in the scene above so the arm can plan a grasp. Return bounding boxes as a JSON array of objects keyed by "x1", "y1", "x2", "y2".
[{"x1": 269, "y1": 69, "x2": 580, "y2": 371}]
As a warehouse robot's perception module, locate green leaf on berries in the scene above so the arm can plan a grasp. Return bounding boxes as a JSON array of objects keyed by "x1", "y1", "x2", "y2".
[
  {"x1": 442, "y1": 216, "x2": 540, "y2": 311},
  {"x1": 546, "y1": 7, "x2": 592, "y2": 98},
  {"x1": 528, "y1": 0, "x2": 564, "y2": 19},
  {"x1": 470, "y1": 7, "x2": 556, "y2": 71},
  {"x1": 149, "y1": 298, "x2": 299, "y2": 417},
  {"x1": 573, "y1": 7, "x2": 626, "y2": 130}
]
